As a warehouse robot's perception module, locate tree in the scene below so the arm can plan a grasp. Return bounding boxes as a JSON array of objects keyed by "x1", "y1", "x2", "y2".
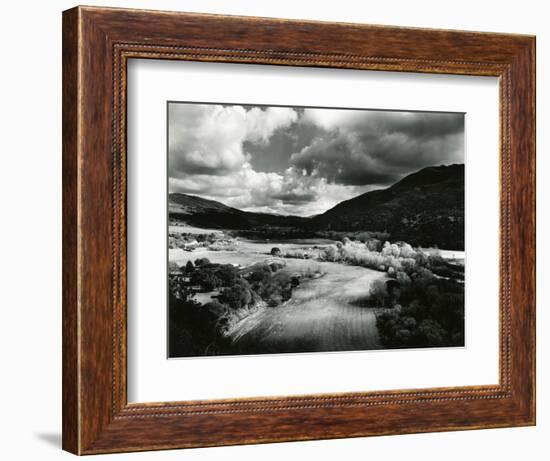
[
  {"x1": 185, "y1": 260, "x2": 195, "y2": 273},
  {"x1": 414, "y1": 319, "x2": 447, "y2": 346},
  {"x1": 168, "y1": 261, "x2": 180, "y2": 274},
  {"x1": 270, "y1": 247, "x2": 281, "y2": 256},
  {"x1": 219, "y1": 280, "x2": 252, "y2": 310},
  {"x1": 215, "y1": 264, "x2": 239, "y2": 286},
  {"x1": 191, "y1": 269, "x2": 221, "y2": 291},
  {"x1": 202, "y1": 300, "x2": 226, "y2": 318},
  {"x1": 194, "y1": 257, "x2": 211, "y2": 267}
]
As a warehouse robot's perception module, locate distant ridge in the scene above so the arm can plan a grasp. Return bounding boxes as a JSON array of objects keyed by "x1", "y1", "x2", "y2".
[
  {"x1": 169, "y1": 193, "x2": 308, "y2": 229},
  {"x1": 312, "y1": 164, "x2": 464, "y2": 249},
  {"x1": 169, "y1": 164, "x2": 464, "y2": 249}
]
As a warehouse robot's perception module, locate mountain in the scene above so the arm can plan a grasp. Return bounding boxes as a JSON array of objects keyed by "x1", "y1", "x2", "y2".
[
  {"x1": 311, "y1": 164, "x2": 464, "y2": 249},
  {"x1": 169, "y1": 164, "x2": 464, "y2": 249},
  {"x1": 169, "y1": 193, "x2": 308, "y2": 229}
]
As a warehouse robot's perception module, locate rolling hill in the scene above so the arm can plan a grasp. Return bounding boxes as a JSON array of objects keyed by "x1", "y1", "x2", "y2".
[
  {"x1": 169, "y1": 192, "x2": 308, "y2": 230},
  {"x1": 169, "y1": 164, "x2": 464, "y2": 249},
  {"x1": 312, "y1": 164, "x2": 465, "y2": 249}
]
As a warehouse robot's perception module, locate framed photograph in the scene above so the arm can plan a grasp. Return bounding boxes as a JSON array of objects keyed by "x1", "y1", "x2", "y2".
[{"x1": 62, "y1": 6, "x2": 535, "y2": 455}]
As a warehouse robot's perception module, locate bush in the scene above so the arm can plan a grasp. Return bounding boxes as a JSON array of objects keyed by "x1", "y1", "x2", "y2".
[
  {"x1": 399, "y1": 243, "x2": 417, "y2": 258},
  {"x1": 369, "y1": 279, "x2": 388, "y2": 306},
  {"x1": 202, "y1": 300, "x2": 226, "y2": 318},
  {"x1": 365, "y1": 238, "x2": 382, "y2": 252},
  {"x1": 191, "y1": 269, "x2": 222, "y2": 291},
  {"x1": 315, "y1": 239, "x2": 431, "y2": 276},
  {"x1": 284, "y1": 248, "x2": 308, "y2": 259},
  {"x1": 396, "y1": 271, "x2": 412, "y2": 286},
  {"x1": 382, "y1": 241, "x2": 401, "y2": 258},
  {"x1": 269, "y1": 261, "x2": 285, "y2": 272},
  {"x1": 208, "y1": 241, "x2": 237, "y2": 251},
  {"x1": 414, "y1": 319, "x2": 447, "y2": 346},
  {"x1": 321, "y1": 245, "x2": 340, "y2": 262},
  {"x1": 247, "y1": 264, "x2": 272, "y2": 284},
  {"x1": 219, "y1": 279, "x2": 253, "y2": 310},
  {"x1": 215, "y1": 264, "x2": 239, "y2": 286},
  {"x1": 168, "y1": 261, "x2": 180, "y2": 273},
  {"x1": 184, "y1": 260, "x2": 195, "y2": 273},
  {"x1": 168, "y1": 279, "x2": 223, "y2": 357},
  {"x1": 375, "y1": 267, "x2": 464, "y2": 349},
  {"x1": 194, "y1": 257, "x2": 211, "y2": 267},
  {"x1": 270, "y1": 247, "x2": 282, "y2": 256}
]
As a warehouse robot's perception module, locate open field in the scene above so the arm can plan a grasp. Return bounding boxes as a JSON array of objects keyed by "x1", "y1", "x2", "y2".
[
  {"x1": 229, "y1": 262, "x2": 384, "y2": 354},
  {"x1": 168, "y1": 224, "x2": 225, "y2": 235},
  {"x1": 169, "y1": 238, "x2": 332, "y2": 267},
  {"x1": 169, "y1": 233, "x2": 465, "y2": 356},
  {"x1": 170, "y1": 238, "x2": 386, "y2": 355}
]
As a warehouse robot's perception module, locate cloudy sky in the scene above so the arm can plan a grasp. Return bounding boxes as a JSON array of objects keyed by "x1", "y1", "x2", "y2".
[{"x1": 168, "y1": 102, "x2": 464, "y2": 216}]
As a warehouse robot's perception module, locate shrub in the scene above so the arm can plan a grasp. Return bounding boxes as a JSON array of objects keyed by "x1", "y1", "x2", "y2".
[
  {"x1": 414, "y1": 319, "x2": 447, "y2": 347},
  {"x1": 194, "y1": 257, "x2": 211, "y2": 267},
  {"x1": 247, "y1": 264, "x2": 272, "y2": 284},
  {"x1": 219, "y1": 279, "x2": 253, "y2": 310},
  {"x1": 284, "y1": 248, "x2": 308, "y2": 259},
  {"x1": 382, "y1": 242, "x2": 401, "y2": 258},
  {"x1": 396, "y1": 271, "x2": 412, "y2": 286},
  {"x1": 375, "y1": 268, "x2": 465, "y2": 349},
  {"x1": 208, "y1": 241, "x2": 237, "y2": 251},
  {"x1": 184, "y1": 260, "x2": 195, "y2": 273},
  {"x1": 168, "y1": 280, "x2": 222, "y2": 357},
  {"x1": 399, "y1": 243, "x2": 417, "y2": 258},
  {"x1": 400, "y1": 257, "x2": 417, "y2": 274},
  {"x1": 191, "y1": 269, "x2": 222, "y2": 292},
  {"x1": 255, "y1": 271, "x2": 294, "y2": 307},
  {"x1": 365, "y1": 238, "x2": 382, "y2": 252},
  {"x1": 321, "y1": 245, "x2": 340, "y2": 262},
  {"x1": 215, "y1": 264, "x2": 239, "y2": 286},
  {"x1": 369, "y1": 279, "x2": 388, "y2": 306},
  {"x1": 168, "y1": 261, "x2": 180, "y2": 273},
  {"x1": 202, "y1": 300, "x2": 226, "y2": 318},
  {"x1": 269, "y1": 261, "x2": 285, "y2": 272},
  {"x1": 270, "y1": 247, "x2": 282, "y2": 256}
]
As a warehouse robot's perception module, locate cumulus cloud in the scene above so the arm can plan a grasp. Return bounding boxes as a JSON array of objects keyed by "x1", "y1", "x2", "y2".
[
  {"x1": 244, "y1": 107, "x2": 298, "y2": 143},
  {"x1": 169, "y1": 104, "x2": 297, "y2": 176},
  {"x1": 168, "y1": 103, "x2": 464, "y2": 216},
  {"x1": 169, "y1": 162, "x2": 363, "y2": 216}
]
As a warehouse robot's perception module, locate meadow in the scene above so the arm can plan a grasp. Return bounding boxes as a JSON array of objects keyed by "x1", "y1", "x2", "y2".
[{"x1": 168, "y1": 225, "x2": 464, "y2": 357}]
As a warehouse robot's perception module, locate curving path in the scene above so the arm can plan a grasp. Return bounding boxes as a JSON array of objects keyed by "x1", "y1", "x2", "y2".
[{"x1": 228, "y1": 262, "x2": 385, "y2": 355}]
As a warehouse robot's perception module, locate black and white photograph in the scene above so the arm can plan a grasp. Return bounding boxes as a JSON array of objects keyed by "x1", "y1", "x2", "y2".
[{"x1": 167, "y1": 102, "x2": 465, "y2": 358}]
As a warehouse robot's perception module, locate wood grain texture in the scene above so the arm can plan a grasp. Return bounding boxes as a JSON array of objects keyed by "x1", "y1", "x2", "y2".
[
  {"x1": 62, "y1": 5, "x2": 536, "y2": 455},
  {"x1": 62, "y1": 7, "x2": 80, "y2": 454}
]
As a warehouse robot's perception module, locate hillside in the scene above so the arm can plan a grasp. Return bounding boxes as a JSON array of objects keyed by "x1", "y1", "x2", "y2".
[
  {"x1": 169, "y1": 193, "x2": 308, "y2": 229},
  {"x1": 311, "y1": 164, "x2": 464, "y2": 249},
  {"x1": 169, "y1": 164, "x2": 465, "y2": 249}
]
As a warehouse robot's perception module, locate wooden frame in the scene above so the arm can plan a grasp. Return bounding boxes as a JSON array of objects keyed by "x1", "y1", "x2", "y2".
[{"x1": 62, "y1": 5, "x2": 536, "y2": 455}]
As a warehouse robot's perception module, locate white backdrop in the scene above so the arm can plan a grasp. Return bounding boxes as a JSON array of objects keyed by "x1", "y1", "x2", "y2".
[{"x1": 0, "y1": 1, "x2": 546, "y2": 460}]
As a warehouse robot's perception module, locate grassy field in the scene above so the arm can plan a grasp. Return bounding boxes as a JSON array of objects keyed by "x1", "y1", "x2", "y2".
[
  {"x1": 229, "y1": 262, "x2": 384, "y2": 354},
  {"x1": 169, "y1": 231, "x2": 466, "y2": 356},
  {"x1": 170, "y1": 238, "x2": 386, "y2": 355}
]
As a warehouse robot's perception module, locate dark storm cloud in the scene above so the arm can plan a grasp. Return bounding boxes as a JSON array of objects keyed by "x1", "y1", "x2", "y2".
[
  {"x1": 290, "y1": 134, "x2": 401, "y2": 186},
  {"x1": 271, "y1": 190, "x2": 318, "y2": 205},
  {"x1": 357, "y1": 111, "x2": 464, "y2": 138},
  {"x1": 293, "y1": 109, "x2": 464, "y2": 186},
  {"x1": 244, "y1": 121, "x2": 325, "y2": 173}
]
